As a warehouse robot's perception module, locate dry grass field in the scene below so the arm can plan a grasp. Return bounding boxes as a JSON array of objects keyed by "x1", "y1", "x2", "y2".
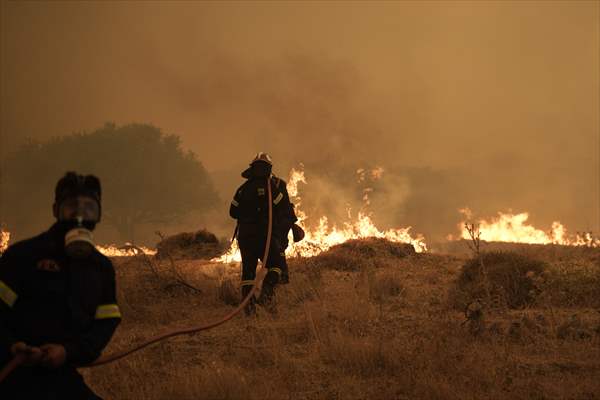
[{"x1": 83, "y1": 239, "x2": 600, "y2": 399}]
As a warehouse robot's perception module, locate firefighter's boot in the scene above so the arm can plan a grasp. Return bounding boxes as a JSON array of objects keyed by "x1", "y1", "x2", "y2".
[
  {"x1": 241, "y1": 285, "x2": 256, "y2": 316},
  {"x1": 257, "y1": 270, "x2": 279, "y2": 314}
]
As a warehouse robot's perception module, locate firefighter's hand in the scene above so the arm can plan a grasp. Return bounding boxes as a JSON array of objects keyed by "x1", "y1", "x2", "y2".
[
  {"x1": 39, "y1": 343, "x2": 67, "y2": 369},
  {"x1": 10, "y1": 341, "x2": 44, "y2": 366}
]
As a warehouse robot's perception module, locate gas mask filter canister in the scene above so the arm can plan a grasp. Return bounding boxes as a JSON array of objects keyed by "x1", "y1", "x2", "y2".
[{"x1": 65, "y1": 217, "x2": 96, "y2": 259}]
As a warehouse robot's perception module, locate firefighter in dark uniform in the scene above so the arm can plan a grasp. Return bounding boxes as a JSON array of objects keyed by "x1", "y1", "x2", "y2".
[
  {"x1": 229, "y1": 153, "x2": 298, "y2": 315},
  {"x1": 0, "y1": 172, "x2": 121, "y2": 399}
]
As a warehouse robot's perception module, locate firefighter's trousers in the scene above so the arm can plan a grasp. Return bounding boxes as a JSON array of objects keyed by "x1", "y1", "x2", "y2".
[{"x1": 238, "y1": 235, "x2": 288, "y2": 314}]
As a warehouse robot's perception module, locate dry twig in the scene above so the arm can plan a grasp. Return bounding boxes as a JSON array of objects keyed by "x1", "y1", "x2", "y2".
[
  {"x1": 463, "y1": 221, "x2": 492, "y2": 315},
  {"x1": 155, "y1": 231, "x2": 203, "y2": 294}
]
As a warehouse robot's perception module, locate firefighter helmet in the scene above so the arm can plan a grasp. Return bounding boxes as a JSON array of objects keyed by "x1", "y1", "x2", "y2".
[
  {"x1": 55, "y1": 172, "x2": 101, "y2": 208},
  {"x1": 54, "y1": 172, "x2": 102, "y2": 222},
  {"x1": 250, "y1": 152, "x2": 273, "y2": 166}
]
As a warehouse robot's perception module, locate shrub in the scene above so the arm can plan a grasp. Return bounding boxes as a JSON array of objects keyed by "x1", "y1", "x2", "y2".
[
  {"x1": 306, "y1": 238, "x2": 415, "y2": 272},
  {"x1": 452, "y1": 251, "x2": 547, "y2": 309},
  {"x1": 155, "y1": 229, "x2": 225, "y2": 260}
]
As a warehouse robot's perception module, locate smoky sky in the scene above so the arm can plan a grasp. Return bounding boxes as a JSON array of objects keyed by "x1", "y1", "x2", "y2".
[{"x1": 1, "y1": 1, "x2": 599, "y2": 242}]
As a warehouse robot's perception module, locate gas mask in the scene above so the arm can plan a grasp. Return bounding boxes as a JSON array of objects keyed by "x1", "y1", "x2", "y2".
[{"x1": 57, "y1": 196, "x2": 100, "y2": 259}]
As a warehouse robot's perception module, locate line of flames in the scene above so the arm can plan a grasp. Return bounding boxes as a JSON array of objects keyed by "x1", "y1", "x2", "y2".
[
  {"x1": 454, "y1": 208, "x2": 599, "y2": 247},
  {"x1": 2, "y1": 175, "x2": 598, "y2": 259},
  {"x1": 0, "y1": 228, "x2": 156, "y2": 258},
  {"x1": 96, "y1": 244, "x2": 157, "y2": 257}
]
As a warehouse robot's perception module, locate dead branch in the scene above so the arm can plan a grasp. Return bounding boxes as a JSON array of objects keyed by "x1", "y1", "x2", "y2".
[
  {"x1": 118, "y1": 243, "x2": 162, "y2": 280},
  {"x1": 464, "y1": 221, "x2": 491, "y2": 305},
  {"x1": 155, "y1": 231, "x2": 203, "y2": 294}
]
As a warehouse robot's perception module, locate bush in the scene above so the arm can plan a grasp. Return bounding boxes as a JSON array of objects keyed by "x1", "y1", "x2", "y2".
[
  {"x1": 452, "y1": 251, "x2": 547, "y2": 309},
  {"x1": 306, "y1": 238, "x2": 415, "y2": 272},
  {"x1": 156, "y1": 229, "x2": 225, "y2": 260}
]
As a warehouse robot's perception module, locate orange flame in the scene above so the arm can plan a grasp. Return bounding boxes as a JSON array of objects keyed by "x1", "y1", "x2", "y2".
[
  {"x1": 0, "y1": 228, "x2": 155, "y2": 257},
  {"x1": 212, "y1": 166, "x2": 427, "y2": 262},
  {"x1": 96, "y1": 244, "x2": 157, "y2": 257},
  {"x1": 455, "y1": 208, "x2": 599, "y2": 247},
  {"x1": 0, "y1": 229, "x2": 10, "y2": 255}
]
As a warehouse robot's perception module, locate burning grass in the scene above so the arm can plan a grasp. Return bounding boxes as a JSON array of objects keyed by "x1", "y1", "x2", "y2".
[
  {"x1": 79, "y1": 239, "x2": 599, "y2": 399},
  {"x1": 456, "y1": 209, "x2": 600, "y2": 247}
]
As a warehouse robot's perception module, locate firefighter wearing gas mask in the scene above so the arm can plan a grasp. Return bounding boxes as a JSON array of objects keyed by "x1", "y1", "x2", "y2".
[
  {"x1": 229, "y1": 153, "x2": 303, "y2": 315},
  {"x1": 0, "y1": 172, "x2": 121, "y2": 399}
]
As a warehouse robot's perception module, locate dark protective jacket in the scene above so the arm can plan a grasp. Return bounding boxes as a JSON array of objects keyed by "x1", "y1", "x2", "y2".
[
  {"x1": 0, "y1": 223, "x2": 121, "y2": 370},
  {"x1": 229, "y1": 174, "x2": 297, "y2": 244}
]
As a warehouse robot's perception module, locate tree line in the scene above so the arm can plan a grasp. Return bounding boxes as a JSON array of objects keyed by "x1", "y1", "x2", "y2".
[{"x1": 1, "y1": 123, "x2": 220, "y2": 242}]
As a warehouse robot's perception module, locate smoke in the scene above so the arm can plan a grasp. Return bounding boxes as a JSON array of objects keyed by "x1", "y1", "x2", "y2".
[{"x1": 1, "y1": 1, "x2": 598, "y2": 244}]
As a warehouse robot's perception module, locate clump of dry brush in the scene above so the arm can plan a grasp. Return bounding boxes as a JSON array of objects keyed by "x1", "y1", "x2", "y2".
[
  {"x1": 448, "y1": 222, "x2": 547, "y2": 312},
  {"x1": 155, "y1": 229, "x2": 226, "y2": 260},
  {"x1": 450, "y1": 251, "x2": 547, "y2": 310},
  {"x1": 293, "y1": 237, "x2": 416, "y2": 272}
]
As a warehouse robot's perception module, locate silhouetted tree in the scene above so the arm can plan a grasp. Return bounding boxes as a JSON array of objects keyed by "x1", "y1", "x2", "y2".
[{"x1": 1, "y1": 123, "x2": 219, "y2": 242}]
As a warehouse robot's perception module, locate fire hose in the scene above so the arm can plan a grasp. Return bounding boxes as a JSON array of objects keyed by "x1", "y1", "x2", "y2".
[{"x1": 0, "y1": 177, "x2": 274, "y2": 383}]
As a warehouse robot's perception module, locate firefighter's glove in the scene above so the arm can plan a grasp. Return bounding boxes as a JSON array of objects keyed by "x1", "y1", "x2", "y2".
[
  {"x1": 10, "y1": 341, "x2": 44, "y2": 366},
  {"x1": 39, "y1": 344, "x2": 67, "y2": 369}
]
